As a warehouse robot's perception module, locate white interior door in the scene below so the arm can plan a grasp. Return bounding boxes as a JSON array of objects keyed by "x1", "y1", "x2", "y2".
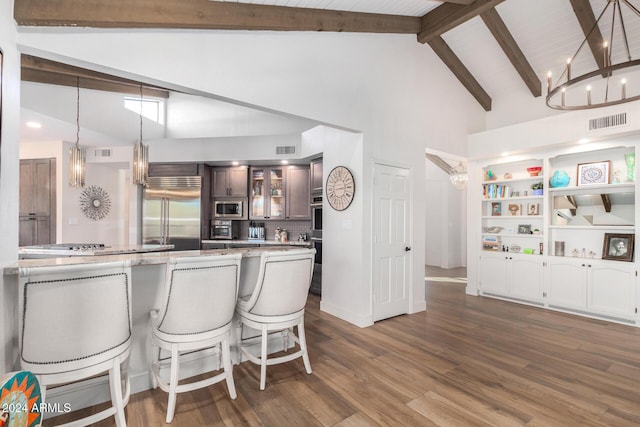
[{"x1": 373, "y1": 163, "x2": 412, "y2": 322}]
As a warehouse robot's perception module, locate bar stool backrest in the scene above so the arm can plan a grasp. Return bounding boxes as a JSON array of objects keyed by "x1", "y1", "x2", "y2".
[
  {"x1": 18, "y1": 261, "x2": 132, "y2": 375},
  {"x1": 244, "y1": 249, "x2": 315, "y2": 317},
  {"x1": 155, "y1": 254, "x2": 242, "y2": 340}
]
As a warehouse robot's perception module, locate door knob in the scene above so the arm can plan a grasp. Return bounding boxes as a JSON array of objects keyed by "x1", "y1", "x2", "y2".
[{"x1": 405, "y1": 246, "x2": 412, "y2": 252}]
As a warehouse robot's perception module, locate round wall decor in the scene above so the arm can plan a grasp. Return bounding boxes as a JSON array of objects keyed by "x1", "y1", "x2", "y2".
[
  {"x1": 326, "y1": 166, "x2": 355, "y2": 211},
  {"x1": 80, "y1": 185, "x2": 111, "y2": 221}
]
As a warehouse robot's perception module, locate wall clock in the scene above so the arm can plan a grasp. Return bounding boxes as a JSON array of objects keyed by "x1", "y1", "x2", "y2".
[
  {"x1": 326, "y1": 166, "x2": 355, "y2": 211},
  {"x1": 80, "y1": 185, "x2": 111, "y2": 221}
]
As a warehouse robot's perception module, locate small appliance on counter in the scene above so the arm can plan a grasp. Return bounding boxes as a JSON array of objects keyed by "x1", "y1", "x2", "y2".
[
  {"x1": 211, "y1": 220, "x2": 239, "y2": 240},
  {"x1": 248, "y1": 221, "x2": 265, "y2": 240}
]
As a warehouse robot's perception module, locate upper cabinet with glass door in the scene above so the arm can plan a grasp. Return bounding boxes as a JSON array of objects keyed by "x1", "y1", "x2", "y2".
[{"x1": 250, "y1": 167, "x2": 286, "y2": 220}]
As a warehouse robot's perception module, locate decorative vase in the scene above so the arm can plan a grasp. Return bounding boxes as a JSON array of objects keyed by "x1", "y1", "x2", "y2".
[
  {"x1": 549, "y1": 170, "x2": 570, "y2": 188},
  {"x1": 625, "y1": 153, "x2": 635, "y2": 182}
]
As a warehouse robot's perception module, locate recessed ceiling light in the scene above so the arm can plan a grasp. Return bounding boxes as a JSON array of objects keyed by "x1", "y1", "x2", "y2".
[
  {"x1": 26, "y1": 121, "x2": 42, "y2": 129},
  {"x1": 280, "y1": 160, "x2": 289, "y2": 165},
  {"x1": 231, "y1": 161, "x2": 239, "y2": 166},
  {"x1": 501, "y1": 152, "x2": 509, "y2": 157}
]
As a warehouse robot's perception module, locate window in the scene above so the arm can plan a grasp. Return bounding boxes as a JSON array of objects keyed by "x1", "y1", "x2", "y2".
[{"x1": 124, "y1": 96, "x2": 164, "y2": 124}]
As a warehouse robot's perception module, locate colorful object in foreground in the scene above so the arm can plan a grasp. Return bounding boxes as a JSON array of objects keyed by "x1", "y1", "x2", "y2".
[{"x1": 0, "y1": 371, "x2": 42, "y2": 427}]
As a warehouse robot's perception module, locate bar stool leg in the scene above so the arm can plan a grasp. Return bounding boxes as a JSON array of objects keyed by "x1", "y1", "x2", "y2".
[
  {"x1": 260, "y1": 326, "x2": 268, "y2": 391},
  {"x1": 298, "y1": 319, "x2": 312, "y2": 375},
  {"x1": 222, "y1": 336, "x2": 237, "y2": 399},
  {"x1": 109, "y1": 361, "x2": 127, "y2": 427},
  {"x1": 166, "y1": 345, "x2": 180, "y2": 423}
]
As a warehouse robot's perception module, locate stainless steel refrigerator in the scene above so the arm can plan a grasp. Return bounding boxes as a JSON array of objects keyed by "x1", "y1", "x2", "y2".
[{"x1": 143, "y1": 176, "x2": 202, "y2": 250}]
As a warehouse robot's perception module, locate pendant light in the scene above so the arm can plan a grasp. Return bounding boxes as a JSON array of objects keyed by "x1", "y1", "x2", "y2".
[
  {"x1": 132, "y1": 83, "x2": 149, "y2": 186},
  {"x1": 68, "y1": 76, "x2": 86, "y2": 188}
]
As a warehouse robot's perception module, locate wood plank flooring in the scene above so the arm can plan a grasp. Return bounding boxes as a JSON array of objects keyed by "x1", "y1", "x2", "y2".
[{"x1": 51, "y1": 266, "x2": 640, "y2": 426}]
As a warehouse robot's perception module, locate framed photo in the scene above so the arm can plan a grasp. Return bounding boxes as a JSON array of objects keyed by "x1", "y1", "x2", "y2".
[
  {"x1": 602, "y1": 233, "x2": 634, "y2": 262},
  {"x1": 491, "y1": 202, "x2": 501, "y2": 216},
  {"x1": 527, "y1": 203, "x2": 540, "y2": 215},
  {"x1": 508, "y1": 204, "x2": 521, "y2": 216},
  {"x1": 517, "y1": 224, "x2": 531, "y2": 234},
  {"x1": 577, "y1": 161, "x2": 610, "y2": 186}
]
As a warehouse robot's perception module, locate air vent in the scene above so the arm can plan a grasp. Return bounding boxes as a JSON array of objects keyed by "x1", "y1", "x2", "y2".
[
  {"x1": 276, "y1": 145, "x2": 296, "y2": 155},
  {"x1": 588, "y1": 113, "x2": 627, "y2": 131},
  {"x1": 94, "y1": 149, "x2": 111, "y2": 157}
]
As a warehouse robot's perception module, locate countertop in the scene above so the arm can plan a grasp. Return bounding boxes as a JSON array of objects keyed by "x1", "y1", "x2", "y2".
[
  {"x1": 201, "y1": 239, "x2": 312, "y2": 246},
  {"x1": 4, "y1": 246, "x2": 311, "y2": 275},
  {"x1": 18, "y1": 244, "x2": 176, "y2": 258}
]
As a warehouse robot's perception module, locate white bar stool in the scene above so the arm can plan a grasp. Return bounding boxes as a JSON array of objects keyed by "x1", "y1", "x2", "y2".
[{"x1": 18, "y1": 260, "x2": 133, "y2": 427}]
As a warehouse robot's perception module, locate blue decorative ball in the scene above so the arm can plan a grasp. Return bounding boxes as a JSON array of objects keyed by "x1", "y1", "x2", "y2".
[{"x1": 550, "y1": 170, "x2": 570, "y2": 188}]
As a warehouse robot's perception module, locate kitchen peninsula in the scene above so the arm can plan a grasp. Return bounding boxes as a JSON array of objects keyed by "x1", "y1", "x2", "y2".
[
  {"x1": 2, "y1": 246, "x2": 313, "y2": 413},
  {"x1": 18, "y1": 243, "x2": 175, "y2": 259}
]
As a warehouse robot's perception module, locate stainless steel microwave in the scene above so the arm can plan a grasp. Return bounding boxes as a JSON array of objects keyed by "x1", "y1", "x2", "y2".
[{"x1": 214, "y1": 200, "x2": 244, "y2": 218}]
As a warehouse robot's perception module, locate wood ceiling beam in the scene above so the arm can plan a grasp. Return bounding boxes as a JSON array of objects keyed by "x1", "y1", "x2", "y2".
[
  {"x1": 432, "y1": 0, "x2": 477, "y2": 4},
  {"x1": 21, "y1": 55, "x2": 170, "y2": 98},
  {"x1": 480, "y1": 8, "x2": 541, "y2": 97},
  {"x1": 428, "y1": 36, "x2": 492, "y2": 111},
  {"x1": 418, "y1": 0, "x2": 506, "y2": 44},
  {"x1": 569, "y1": 0, "x2": 605, "y2": 70},
  {"x1": 13, "y1": 0, "x2": 421, "y2": 34}
]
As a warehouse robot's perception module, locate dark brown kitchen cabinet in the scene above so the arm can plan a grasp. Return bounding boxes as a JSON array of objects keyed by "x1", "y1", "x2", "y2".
[
  {"x1": 212, "y1": 166, "x2": 248, "y2": 197},
  {"x1": 286, "y1": 166, "x2": 310, "y2": 220},
  {"x1": 310, "y1": 158, "x2": 323, "y2": 194},
  {"x1": 19, "y1": 158, "x2": 56, "y2": 246}
]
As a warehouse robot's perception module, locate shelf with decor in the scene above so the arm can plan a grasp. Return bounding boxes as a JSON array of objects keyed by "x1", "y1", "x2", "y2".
[
  {"x1": 480, "y1": 159, "x2": 546, "y2": 258},
  {"x1": 547, "y1": 146, "x2": 636, "y2": 261}
]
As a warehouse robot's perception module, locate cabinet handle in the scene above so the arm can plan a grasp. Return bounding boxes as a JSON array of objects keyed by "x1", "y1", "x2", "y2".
[
  {"x1": 405, "y1": 246, "x2": 412, "y2": 252},
  {"x1": 582, "y1": 264, "x2": 586, "y2": 267}
]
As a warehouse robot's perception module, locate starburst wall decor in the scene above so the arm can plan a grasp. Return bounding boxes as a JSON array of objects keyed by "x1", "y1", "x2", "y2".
[{"x1": 79, "y1": 185, "x2": 111, "y2": 221}]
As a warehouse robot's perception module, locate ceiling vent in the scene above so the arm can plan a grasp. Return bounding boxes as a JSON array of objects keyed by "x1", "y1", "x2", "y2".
[
  {"x1": 276, "y1": 145, "x2": 296, "y2": 155},
  {"x1": 94, "y1": 149, "x2": 111, "y2": 157},
  {"x1": 588, "y1": 113, "x2": 627, "y2": 131}
]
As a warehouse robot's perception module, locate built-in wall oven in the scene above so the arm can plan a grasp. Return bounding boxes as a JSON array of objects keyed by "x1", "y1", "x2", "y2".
[
  {"x1": 309, "y1": 194, "x2": 323, "y2": 295},
  {"x1": 310, "y1": 195, "x2": 322, "y2": 239}
]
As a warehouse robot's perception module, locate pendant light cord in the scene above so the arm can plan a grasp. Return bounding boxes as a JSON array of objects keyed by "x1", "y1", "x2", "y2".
[
  {"x1": 76, "y1": 76, "x2": 80, "y2": 147},
  {"x1": 139, "y1": 83, "x2": 143, "y2": 143}
]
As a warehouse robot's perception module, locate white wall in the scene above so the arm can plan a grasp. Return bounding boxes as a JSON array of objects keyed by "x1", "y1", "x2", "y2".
[
  {"x1": 15, "y1": 29, "x2": 486, "y2": 326},
  {"x1": 0, "y1": 0, "x2": 20, "y2": 372}
]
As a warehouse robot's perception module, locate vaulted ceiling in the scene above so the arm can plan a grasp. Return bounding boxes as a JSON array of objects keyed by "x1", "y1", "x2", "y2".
[{"x1": 14, "y1": 0, "x2": 640, "y2": 114}]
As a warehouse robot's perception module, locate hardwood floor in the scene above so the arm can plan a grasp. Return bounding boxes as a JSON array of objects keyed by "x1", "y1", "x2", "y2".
[{"x1": 51, "y1": 266, "x2": 640, "y2": 426}]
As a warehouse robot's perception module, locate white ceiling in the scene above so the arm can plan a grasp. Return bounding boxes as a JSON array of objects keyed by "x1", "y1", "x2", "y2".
[{"x1": 20, "y1": 0, "x2": 640, "y2": 148}]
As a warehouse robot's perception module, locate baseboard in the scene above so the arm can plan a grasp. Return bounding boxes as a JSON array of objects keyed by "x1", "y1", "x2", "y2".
[{"x1": 320, "y1": 300, "x2": 373, "y2": 328}]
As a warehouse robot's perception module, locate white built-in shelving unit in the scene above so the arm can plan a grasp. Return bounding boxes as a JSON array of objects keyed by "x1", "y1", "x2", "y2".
[{"x1": 473, "y1": 143, "x2": 639, "y2": 326}]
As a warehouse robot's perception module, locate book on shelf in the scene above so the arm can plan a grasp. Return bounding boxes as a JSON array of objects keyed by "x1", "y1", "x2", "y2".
[
  {"x1": 483, "y1": 183, "x2": 511, "y2": 199},
  {"x1": 482, "y1": 235, "x2": 502, "y2": 251}
]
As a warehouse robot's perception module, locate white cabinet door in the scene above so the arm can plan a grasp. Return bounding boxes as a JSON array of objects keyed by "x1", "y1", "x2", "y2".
[
  {"x1": 588, "y1": 263, "x2": 636, "y2": 319},
  {"x1": 479, "y1": 253, "x2": 509, "y2": 295},
  {"x1": 547, "y1": 258, "x2": 587, "y2": 310},
  {"x1": 508, "y1": 255, "x2": 544, "y2": 303}
]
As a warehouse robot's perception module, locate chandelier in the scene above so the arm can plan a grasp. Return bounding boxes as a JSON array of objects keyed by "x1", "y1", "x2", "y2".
[
  {"x1": 546, "y1": 0, "x2": 640, "y2": 110},
  {"x1": 449, "y1": 162, "x2": 468, "y2": 190},
  {"x1": 69, "y1": 76, "x2": 86, "y2": 187},
  {"x1": 132, "y1": 84, "x2": 149, "y2": 186}
]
